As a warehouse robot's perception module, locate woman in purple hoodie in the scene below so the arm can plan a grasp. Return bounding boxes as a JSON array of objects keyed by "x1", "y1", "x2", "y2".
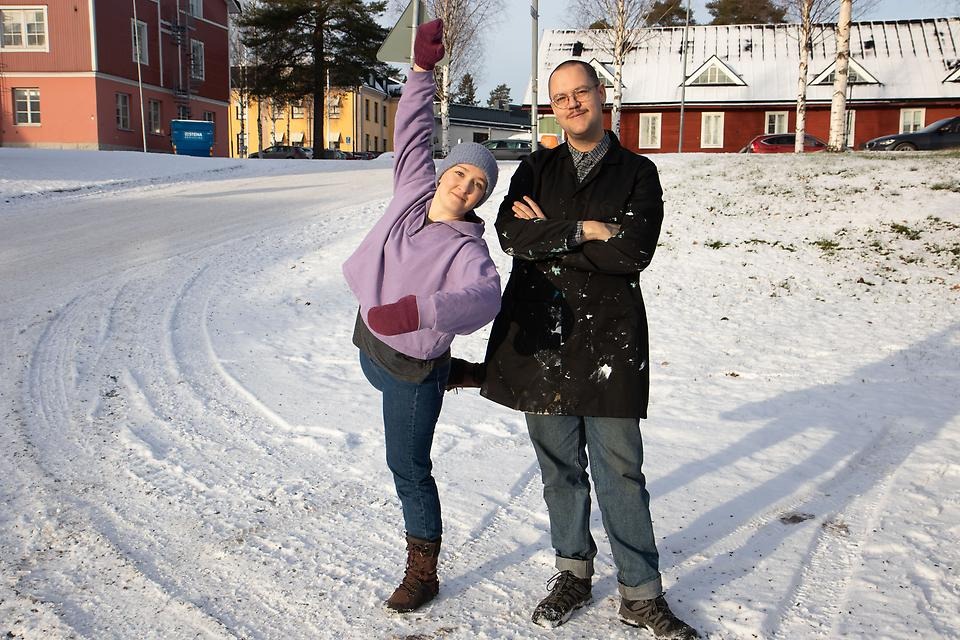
[{"x1": 341, "y1": 19, "x2": 501, "y2": 613}]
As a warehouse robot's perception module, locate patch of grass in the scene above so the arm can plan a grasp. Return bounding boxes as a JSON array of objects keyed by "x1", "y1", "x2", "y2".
[
  {"x1": 890, "y1": 222, "x2": 922, "y2": 240},
  {"x1": 705, "y1": 240, "x2": 729, "y2": 249},
  {"x1": 930, "y1": 180, "x2": 960, "y2": 193},
  {"x1": 812, "y1": 238, "x2": 841, "y2": 252}
]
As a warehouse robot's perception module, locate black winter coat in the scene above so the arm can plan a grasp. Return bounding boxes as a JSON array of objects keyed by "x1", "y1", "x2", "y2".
[{"x1": 480, "y1": 134, "x2": 664, "y2": 418}]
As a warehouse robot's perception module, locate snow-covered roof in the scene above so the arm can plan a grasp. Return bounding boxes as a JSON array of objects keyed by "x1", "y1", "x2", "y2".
[{"x1": 528, "y1": 18, "x2": 960, "y2": 107}]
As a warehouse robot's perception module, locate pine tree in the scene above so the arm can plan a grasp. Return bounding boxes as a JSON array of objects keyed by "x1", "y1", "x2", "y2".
[
  {"x1": 706, "y1": 0, "x2": 788, "y2": 24},
  {"x1": 486, "y1": 83, "x2": 512, "y2": 109},
  {"x1": 454, "y1": 73, "x2": 479, "y2": 106},
  {"x1": 646, "y1": 1, "x2": 695, "y2": 27},
  {"x1": 239, "y1": 0, "x2": 389, "y2": 156}
]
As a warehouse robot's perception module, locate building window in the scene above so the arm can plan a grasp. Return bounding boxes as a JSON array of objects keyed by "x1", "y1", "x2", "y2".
[
  {"x1": 382, "y1": 138, "x2": 387, "y2": 152},
  {"x1": 365, "y1": 99, "x2": 370, "y2": 121},
  {"x1": 203, "y1": 111, "x2": 216, "y2": 141},
  {"x1": 13, "y1": 88, "x2": 40, "y2": 124},
  {"x1": 148, "y1": 99, "x2": 162, "y2": 134},
  {"x1": 473, "y1": 132, "x2": 489, "y2": 143},
  {"x1": 236, "y1": 132, "x2": 248, "y2": 157},
  {"x1": 690, "y1": 64, "x2": 736, "y2": 85},
  {"x1": 701, "y1": 112, "x2": 724, "y2": 148},
  {"x1": 291, "y1": 101, "x2": 304, "y2": 119},
  {"x1": 382, "y1": 105, "x2": 387, "y2": 125},
  {"x1": 374, "y1": 135, "x2": 379, "y2": 150},
  {"x1": 374, "y1": 102, "x2": 379, "y2": 123},
  {"x1": 131, "y1": 19, "x2": 148, "y2": 64},
  {"x1": 365, "y1": 133, "x2": 370, "y2": 150},
  {"x1": 189, "y1": 0, "x2": 203, "y2": 18},
  {"x1": 900, "y1": 108, "x2": 924, "y2": 133},
  {"x1": 638, "y1": 113, "x2": 661, "y2": 149},
  {"x1": 845, "y1": 110, "x2": 856, "y2": 149},
  {"x1": 116, "y1": 93, "x2": 131, "y2": 130},
  {"x1": 235, "y1": 103, "x2": 245, "y2": 119},
  {"x1": 765, "y1": 111, "x2": 788, "y2": 134},
  {"x1": 190, "y1": 40, "x2": 205, "y2": 80},
  {"x1": 1, "y1": 7, "x2": 47, "y2": 50},
  {"x1": 177, "y1": 104, "x2": 190, "y2": 120},
  {"x1": 327, "y1": 95, "x2": 341, "y2": 119}
]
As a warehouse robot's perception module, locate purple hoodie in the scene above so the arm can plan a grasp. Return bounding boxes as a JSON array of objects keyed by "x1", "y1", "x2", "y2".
[{"x1": 342, "y1": 70, "x2": 501, "y2": 360}]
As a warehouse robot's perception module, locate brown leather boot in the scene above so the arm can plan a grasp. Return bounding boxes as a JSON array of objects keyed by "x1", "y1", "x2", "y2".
[{"x1": 385, "y1": 535, "x2": 441, "y2": 612}]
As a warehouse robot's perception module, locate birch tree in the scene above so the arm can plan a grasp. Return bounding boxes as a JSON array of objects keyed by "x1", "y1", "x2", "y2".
[
  {"x1": 570, "y1": 0, "x2": 655, "y2": 139},
  {"x1": 827, "y1": 0, "x2": 852, "y2": 150}
]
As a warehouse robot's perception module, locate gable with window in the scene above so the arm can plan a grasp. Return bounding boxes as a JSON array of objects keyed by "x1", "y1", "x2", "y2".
[
  {"x1": 190, "y1": 40, "x2": 205, "y2": 80},
  {"x1": 132, "y1": 19, "x2": 148, "y2": 64},
  {"x1": 1, "y1": 6, "x2": 47, "y2": 51},
  {"x1": 13, "y1": 88, "x2": 40, "y2": 124},
  {"x1": 685, "y1": 56, "x2": 746, "y2": 87},
  {"x1": 810, "y1": 58, "x2": 880, "y2": 86}
]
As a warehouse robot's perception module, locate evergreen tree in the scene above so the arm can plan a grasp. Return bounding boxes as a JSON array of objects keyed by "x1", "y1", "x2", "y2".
[
  {"x1": 706, "y1": 0, "x2": 788, "y2": 24},
  {"x1": 646, "y1": 1, "x2": 695, "y2": 27},
  {"x1": 239, "y1": 0, "x2": 389, "y2": 156},
  {"x1": 486, "y1": 83, "x2": 511, "y2": 109},
  {"x1": 454, "y1": 73, "x2": 479, "y2": 105}
]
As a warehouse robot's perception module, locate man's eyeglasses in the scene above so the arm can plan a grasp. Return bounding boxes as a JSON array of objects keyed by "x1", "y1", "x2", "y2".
[{"x1": 550, "y1": 83, "x2": 599, "y2": 109}]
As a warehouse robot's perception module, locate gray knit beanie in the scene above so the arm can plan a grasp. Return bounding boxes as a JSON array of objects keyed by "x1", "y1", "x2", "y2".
[{"x1": 436, "y1": 142, "x2": 499, "y2": 207}]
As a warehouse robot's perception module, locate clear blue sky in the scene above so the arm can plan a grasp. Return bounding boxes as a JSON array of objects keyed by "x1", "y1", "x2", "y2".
[{"x1": 477, "y1": 0, "x2": 960, "y2": 104}]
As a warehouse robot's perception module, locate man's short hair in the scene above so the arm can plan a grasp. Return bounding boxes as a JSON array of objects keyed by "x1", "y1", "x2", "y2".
[{"x1": 548, "y1": 60, "x2": 600, "y2": 93}]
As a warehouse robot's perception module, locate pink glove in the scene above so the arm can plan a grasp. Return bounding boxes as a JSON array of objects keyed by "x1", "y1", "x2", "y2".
[
  {"x1": 368, "y1": 295, "x2": 420, "y2": 335},
  {"x1": 414, "y1": 19, "x2": 444, "y2": 71}
]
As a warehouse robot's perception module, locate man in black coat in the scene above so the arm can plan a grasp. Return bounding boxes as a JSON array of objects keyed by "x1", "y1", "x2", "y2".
[{"x1": 478, "y1": 60, "x2": 698, "y2": 638}]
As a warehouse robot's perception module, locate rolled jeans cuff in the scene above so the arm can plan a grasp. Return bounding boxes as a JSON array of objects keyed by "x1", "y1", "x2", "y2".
[
  {"x1": 555, "y1": 555, "x2": 594, "y2": 579},
  {"x1": 618, "y1": 575, "x2": 663, "y2": 601}
]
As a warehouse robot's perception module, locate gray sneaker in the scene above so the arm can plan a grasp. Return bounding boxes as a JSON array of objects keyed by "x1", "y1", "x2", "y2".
[
  {"x1": 619, "y1": 595, "x2": 699, "y2": 638},
  {"x1": 531, "y1": 570, "x2": 592, "y2": 628}
]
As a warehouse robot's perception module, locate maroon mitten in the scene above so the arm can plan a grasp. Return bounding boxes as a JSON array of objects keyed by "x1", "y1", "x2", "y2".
[
  {"x1": 368, "y1": 295, "x2": 420, "y2": 335},
  {"x1": 414, "y1": 19, "x2": 444, "y2": 71}
]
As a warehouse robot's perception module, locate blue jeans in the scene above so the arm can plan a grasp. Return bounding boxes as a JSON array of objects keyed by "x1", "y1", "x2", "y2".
[
  {"x1": 525, "y1": 414, "x2": 663, "y2": 600},
  {"x1": 360, "y1": 352, "x2": 449, "y2": 541}
]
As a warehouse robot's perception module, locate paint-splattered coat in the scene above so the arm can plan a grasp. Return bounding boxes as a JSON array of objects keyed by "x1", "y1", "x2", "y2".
[{"x1": 480, "y1": 134, "x2": 664, "y2": 418}]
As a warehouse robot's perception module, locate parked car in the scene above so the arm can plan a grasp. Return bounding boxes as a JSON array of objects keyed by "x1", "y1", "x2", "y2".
[
  {"x1": 318, "y1": 149, "x2": 350, "y2": 160},
  {"x1": 248, "y1": 145, "x2": 310, "y2": 159},
  {"x1": 863, "y1": 116, "x2": 960, "y2": 151},
  {"x1": 481, "y1": 139, "x2": 532, "y2": 160},
  {"x1": 741, "y1": 133, "x2": 828, "y2": 153}
]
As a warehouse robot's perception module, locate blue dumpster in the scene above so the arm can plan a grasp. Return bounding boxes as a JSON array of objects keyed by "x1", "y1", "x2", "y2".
[{"x1": 170, "y1": 120, "x2": 215, "y2": 156}]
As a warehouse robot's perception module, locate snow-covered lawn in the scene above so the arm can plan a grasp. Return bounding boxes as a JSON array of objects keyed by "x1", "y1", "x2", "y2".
[{"x1": 1, "y1": 147, "x2": 958, "y2": 639}]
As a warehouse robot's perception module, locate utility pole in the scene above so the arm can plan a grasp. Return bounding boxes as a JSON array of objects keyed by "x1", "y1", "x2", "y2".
[
  {"x1": 677, "y1": 0, "x2": 691, "y2": 153},
  {"x1": 132, "y1": 0, "x2": 147, "y2": 151},
  {"x1": 530, "y1": 0, "x2": 539, "y2": 152}
]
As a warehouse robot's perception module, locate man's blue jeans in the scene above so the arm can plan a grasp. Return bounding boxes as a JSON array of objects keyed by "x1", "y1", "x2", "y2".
[
  {"x1": 360, "y1": 352, "x2": 449, "y2": 541},
  {"x1": 525, "y1": 414, "x2": 663, "y2": 600}
]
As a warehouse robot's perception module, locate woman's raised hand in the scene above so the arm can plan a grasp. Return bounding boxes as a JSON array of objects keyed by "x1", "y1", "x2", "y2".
[{"x1": 414, "y1": 19, "x2": 444, "y2": 71}]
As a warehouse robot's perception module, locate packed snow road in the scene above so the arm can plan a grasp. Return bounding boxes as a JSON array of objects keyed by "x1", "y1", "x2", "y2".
[{"x1": 1, "y1": 149, "x2": 958, "y2": 639}]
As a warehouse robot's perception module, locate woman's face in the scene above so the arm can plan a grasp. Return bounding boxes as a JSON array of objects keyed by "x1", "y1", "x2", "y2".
[{"x1": 437, "y1": 163, "x2": 487, "y2": 216}]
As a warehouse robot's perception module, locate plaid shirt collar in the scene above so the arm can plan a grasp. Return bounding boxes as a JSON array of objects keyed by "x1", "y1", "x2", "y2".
[{"x1": 568, "y1": 132, "x2": 611, "y2": 182}]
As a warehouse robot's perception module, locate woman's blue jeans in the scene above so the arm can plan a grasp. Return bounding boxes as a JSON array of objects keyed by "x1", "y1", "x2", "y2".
[{"x1": 360, "y1": 351, "x2": 449, "y2": 541}]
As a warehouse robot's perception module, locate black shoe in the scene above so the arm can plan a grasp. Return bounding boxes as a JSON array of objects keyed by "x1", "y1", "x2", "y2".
[
  {"x1": 619, "y1": 595, "x2": 699, "y2": 638},
  {"x1": 445, "y1": 358, "x2": 485, "y2": 391},
  {"x1": 530, "y1": 570, "x2": 592, "y2": 628}
]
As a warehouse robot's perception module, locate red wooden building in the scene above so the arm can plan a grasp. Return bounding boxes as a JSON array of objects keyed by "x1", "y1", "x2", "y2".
[
  {"x1": 0, "y1": 0, "x2": 240, "y2": 156},
  {"x1": 532, "y1": 18, "x2": 960, "y2": 153}
]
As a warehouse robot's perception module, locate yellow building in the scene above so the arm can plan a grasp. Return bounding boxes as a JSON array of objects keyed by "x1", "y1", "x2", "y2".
[{"x1": 228, "y1": 77, "x2": 399, "y2": 158}]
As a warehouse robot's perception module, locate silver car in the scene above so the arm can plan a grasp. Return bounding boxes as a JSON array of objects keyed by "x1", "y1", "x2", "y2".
[{"x1": 482, "y1": 139, "x2": 532, "y2": 160}]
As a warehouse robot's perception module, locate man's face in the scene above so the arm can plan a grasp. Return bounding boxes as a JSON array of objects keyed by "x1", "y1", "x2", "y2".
[{"x1": 548, "y1": 65, "x2": 605, "y2": 139}]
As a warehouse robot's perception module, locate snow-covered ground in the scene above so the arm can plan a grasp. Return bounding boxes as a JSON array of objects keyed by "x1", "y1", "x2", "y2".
[{"x1": 1, "y1": 147, "x2": 958, "y2": 640}]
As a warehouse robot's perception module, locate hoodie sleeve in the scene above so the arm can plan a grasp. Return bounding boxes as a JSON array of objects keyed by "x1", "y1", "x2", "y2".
[
  {"x1": 393, "y1": 70, "x2": 438, "y2": 194},
  {"x1": 415, "y1": 253, "x2": 501, "y2": 335}
]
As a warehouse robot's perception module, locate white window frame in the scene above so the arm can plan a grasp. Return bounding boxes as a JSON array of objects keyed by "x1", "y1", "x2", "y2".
[
  {"x1": 177, "y1": 104, "x2": 190, "y2": 120},
  {"x1": 116, "y1": 93, "x2": 131, "y2": 130},
  {"x1": 148, "y1": 99, "x2": 162, "y2": 134},
  {"x1": 691, "y1": 65, "x2": 730, "y2": 85},
  {"x1": 291, "y1": 101, "x2": 304, "y2": 119},
  {"x1": 900, "y1": 108, "x2": 924, "y2": 133},
  {"x1": 190, "y1": 39, "x2": 205, "y2": 81},
  {"x1": 765, "y1": 111, "x2": 788, "y2": 135},
  {"x1": 638, "y1": 113, "x2": 661, "y2": 149},
  {"x1": 13, "y1": 87, "x2": 40, "y2": 125},
  {"x1": 701, "y1": 112, "x2": 724, "y2": 148},
  {"x1": 188, "y1": 0, "x2": 203, "y2": 19},
  {"x1": 1, "y1": 6, "x2": 48, "y2": 51},
  {"x1": 131, "y1": 19, "x2": 148, "y2": 65}
]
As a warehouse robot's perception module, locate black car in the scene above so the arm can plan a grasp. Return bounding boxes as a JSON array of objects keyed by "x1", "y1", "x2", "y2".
[
  {"x1": 248, "y1": 145, "x2": 310, "y2": 159},
  {"x1": 863, "y1": 116, "x2": 960, "y2": 151},
  {"x1": 481, "y1": 139, "x2": 532, "y2": 160}
]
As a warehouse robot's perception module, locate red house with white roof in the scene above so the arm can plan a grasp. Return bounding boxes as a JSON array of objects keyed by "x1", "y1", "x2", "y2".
[
  {"x1": 532, "y1": 18, "x2": 960, "y2": 152},
  {"x1": 0, "y1": 0, "x2": 240, "y2": 156}
]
